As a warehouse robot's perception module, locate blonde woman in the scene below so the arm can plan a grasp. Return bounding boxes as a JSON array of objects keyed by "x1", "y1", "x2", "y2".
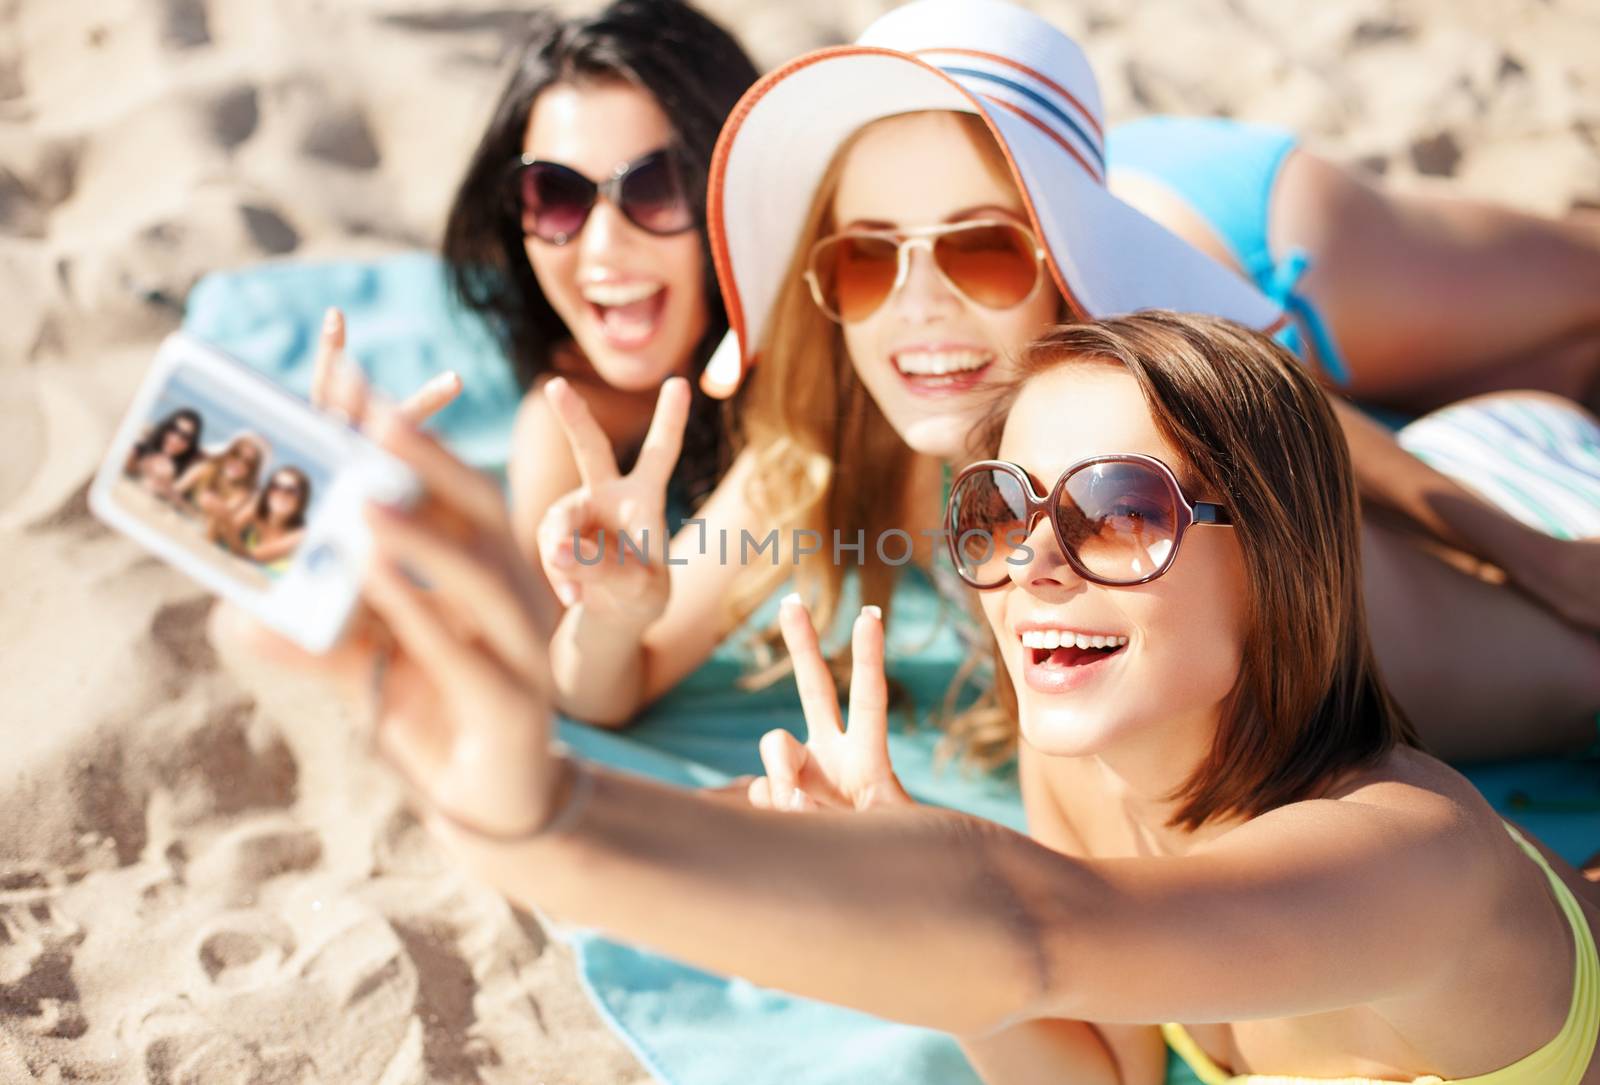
[{"x1": 175, "y1": 433, "x2": 269, "y2": 524}]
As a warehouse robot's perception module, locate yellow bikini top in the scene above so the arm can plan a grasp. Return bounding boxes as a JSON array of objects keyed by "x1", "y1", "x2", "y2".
[{"x1": 1163, "y1": 825, "x2": 1597, "y2": 1085}]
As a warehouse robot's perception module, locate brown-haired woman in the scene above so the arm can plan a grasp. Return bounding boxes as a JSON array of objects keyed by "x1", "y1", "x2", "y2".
[
  {"x1": 302, "y1": 0, "x2": 759, "y2": 619},
  {"x1": 209, "y1": 466, "x2": 313, "y2": 574},
  {"x1": 227, "y1": 309, "x2": 1597, "y2": 1084}
]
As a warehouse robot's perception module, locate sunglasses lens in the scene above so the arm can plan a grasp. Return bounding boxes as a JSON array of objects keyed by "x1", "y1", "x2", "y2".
[
  {"x1": 933, "y1": 224, "x2": 1039, "y2": 309},
  {"x1": 518, "y1": 162, "x2": 595, "y2": 243},
  {"x1": 619, "y1": 153, "x2": 693, "y2": 235},
  {"x1": 1056, "y1": 462, "x2": 1178, "y2": 583},
  {"x1": 810, "y1": 234, "x2": 901, "y2": 322},
  {"x1": 948, "y1": 467, "x2": 1032, "y2": 587}
]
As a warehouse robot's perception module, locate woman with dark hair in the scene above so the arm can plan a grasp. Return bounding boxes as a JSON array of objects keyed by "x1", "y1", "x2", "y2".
[
  {"x1": 124, "y1": 408, "x2": 203, "y2": 501},
  {"x1": 209, "y1": 466, "x2": 314, "y2": 574},
  {"x1": 315, "y1": 0, "x2": 758, "y2": 598}
]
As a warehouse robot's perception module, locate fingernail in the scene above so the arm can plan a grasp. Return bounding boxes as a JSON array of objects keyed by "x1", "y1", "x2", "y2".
[
  {"x1": 788, "y1": 789, "x2": 809, "y2": 811},
  {"x1": 556, "y1": 583, "x2": 579, "y2": 607},
  {"x1": 861, "y1": 605, "x2": 882, "y2": 621},
  {"x1": 323, "y1": 308, "x2": 340, "y2": 331},
  {"x1": 780, "y1": 592, "x2": 802, "y2": 609}
]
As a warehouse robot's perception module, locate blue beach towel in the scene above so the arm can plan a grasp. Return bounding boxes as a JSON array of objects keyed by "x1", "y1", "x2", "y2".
[
  {"x1": 185, "y1": 254, "x2": 1599, "y2": 1085},
  {"x1": 183, "y1": 252, "x2": 524, "y2": 479}
]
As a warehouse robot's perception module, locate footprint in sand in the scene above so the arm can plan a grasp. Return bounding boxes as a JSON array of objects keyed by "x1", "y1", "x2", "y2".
[
  {"x1": 300, "y1": 106, "x2": 381, "y2": 171},
  {"x1": 131, "y1": 995, "x2": 314, "y2": 1085},
  {"x1": 126, "y1": 900, "x2": 422, "y2": 1084},
  {"x1": 187, "y1": 822, "x2": 323, "y2": 906},
  {"x1": 1411, "y1": 130, "x2": 1463, "y2": 177},
  {"x1": 194, "y1": 912, "x2": 295, "y2": 991},
  {"x1": 0, "y1": 869, "x2": 89, "y2": 1039},
  {"x1": 160, "y1": 0, "x2": 211, "y2": 50},
  {"x1": 207, "y1": 84, "x2": 259, "y2": 149}
]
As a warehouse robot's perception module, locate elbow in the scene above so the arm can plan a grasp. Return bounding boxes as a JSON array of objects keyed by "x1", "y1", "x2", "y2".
[
  {"x1": 583, "y1": 710, "x2": 640, "y2": 731},
  {"x1": 552, "y1": 690, "x2": 642, "y2": 730},
  {"x1": 942, "y1": 817, "x2": 1084, "y2": 1035}
]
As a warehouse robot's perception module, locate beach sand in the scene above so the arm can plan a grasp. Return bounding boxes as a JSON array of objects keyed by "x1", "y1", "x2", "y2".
[{"x1": 2, "y1": 0, "x2": 1598, "y2": 1081}]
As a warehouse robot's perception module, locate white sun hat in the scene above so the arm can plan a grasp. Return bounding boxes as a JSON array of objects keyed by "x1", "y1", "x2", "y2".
[{"x1": 700, "y1": 0, "x2": 1286, "y2": 397}]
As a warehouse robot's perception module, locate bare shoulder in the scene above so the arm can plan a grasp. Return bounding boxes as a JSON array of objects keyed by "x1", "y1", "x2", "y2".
[
  {"x1": 509, "y1": 384, "x2": 580, "y2": 483},
  {"x1": 507, "y1": 383, "x2": 584, "y2": 545},
  {"x1": 1209, "y1": 747, "x2": 1525, "y2": 908},
  {"x1": 511, "y1": 378, "x2": 566, "y2": 449}
]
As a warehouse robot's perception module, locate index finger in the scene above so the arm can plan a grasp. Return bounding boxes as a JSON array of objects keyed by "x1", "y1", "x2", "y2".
[
  {"x1": 776, "y1": 594, "x2": 843, "y2": 741},
  {"x1": 631, "y1": 377, "x2": 691, "y2": 488},
  {"x1": 544, "y1": 378, "x2": 620, "y2": 487},
  {"x1": 309, "y1": 308, "x2": 345, "y2": 408}
]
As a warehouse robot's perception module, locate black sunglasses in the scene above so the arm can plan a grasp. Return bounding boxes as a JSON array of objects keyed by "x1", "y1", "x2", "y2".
[{"x1": 505, "y1": 148, "x2": 694, "y2": 245}]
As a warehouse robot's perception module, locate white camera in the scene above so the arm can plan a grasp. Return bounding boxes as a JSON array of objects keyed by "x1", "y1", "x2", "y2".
[{"x1": 90, "y1": 332, "x2": 421, "y2": 653}]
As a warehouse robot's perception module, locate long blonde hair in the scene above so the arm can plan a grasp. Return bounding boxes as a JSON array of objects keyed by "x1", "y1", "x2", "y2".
[
  {"x1": 725, "y1": 112, "x2": 1014, "y2": 687},
  {"x1": 186, "y1": 433, "x2": 268, "y2": 502}
]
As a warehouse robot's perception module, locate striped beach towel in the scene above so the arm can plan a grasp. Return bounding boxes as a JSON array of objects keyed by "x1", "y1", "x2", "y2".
[{"x1": 1398, "y1": 394, "x2": 1600, "y2": 540}]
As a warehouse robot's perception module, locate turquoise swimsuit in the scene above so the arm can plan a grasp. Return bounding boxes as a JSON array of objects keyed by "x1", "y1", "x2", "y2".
[{"x1": 1106, "y1": 115, "x2": 1353, "y2": 385}]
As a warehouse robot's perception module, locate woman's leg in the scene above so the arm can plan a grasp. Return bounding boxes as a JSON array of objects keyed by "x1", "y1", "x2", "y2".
[
  {"x1": 1271, "y1": 152, "x2": 1600, "y2": 410},
  {"x1": 1361, "y1": 519, "x2": 1600, "y2": 761}
]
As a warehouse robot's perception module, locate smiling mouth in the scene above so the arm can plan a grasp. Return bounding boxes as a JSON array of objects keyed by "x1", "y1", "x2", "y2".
[
  {"x1": 581, "y1": 281, "x2": 666, "y2": 349},
  {"x1": 890, "y1": 348, "x2": 993, "y2": 394},
  {"x1": 1021, "y1": 629, "x2": 1128, "y2": 668}
]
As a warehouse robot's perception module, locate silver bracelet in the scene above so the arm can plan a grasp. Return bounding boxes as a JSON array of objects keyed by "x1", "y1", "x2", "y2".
[{"x1": 367, "y1": 648, "x2": 593, "y2": 843}]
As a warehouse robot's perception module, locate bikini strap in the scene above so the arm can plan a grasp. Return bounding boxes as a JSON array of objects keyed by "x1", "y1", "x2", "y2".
[{"x1": 1262, "y1": 248, "x2": 1352, "y2": 386}]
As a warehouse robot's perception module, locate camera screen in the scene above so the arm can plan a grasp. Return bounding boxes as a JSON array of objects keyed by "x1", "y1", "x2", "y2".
[{"x1": 107, "y1": 364, "x2": 335, "y2": 593}]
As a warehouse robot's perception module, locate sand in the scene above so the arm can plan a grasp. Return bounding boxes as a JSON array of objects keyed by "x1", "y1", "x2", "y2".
[{"x1": 2, "y1": 0, "x2": 1598, "y2": 1081}]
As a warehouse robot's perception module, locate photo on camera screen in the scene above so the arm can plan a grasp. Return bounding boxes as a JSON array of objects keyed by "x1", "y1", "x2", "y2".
[{"x1": 109, "y1": 364, "x2": 334, "y2": 594}]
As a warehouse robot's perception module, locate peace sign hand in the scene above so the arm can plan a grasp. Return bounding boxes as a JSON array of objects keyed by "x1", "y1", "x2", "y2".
[
  {"x1": 748, "y1": 596, "x2": 914, "y2": 813},
  {"x1": 535, "y1": 377, "x2": 690, "y2": 633}
]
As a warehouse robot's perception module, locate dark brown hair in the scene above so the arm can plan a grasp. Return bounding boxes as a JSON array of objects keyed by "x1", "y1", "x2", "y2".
[
  {"x1": 951, "y1": 310, "x2": 1418, "y2": 830},
  {"x1": 440, "y1": 0, "x2": 758, "y2": 503},
  {"x1": 255, "y1": 466, "x2": 311, "y2": 530}
]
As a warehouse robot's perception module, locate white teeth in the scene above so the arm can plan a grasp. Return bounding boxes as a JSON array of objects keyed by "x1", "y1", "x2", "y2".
[
  {"x1": 893, "y1": 349, "x2": 990, "y2": 376},
  {"x1": 1018, "y1": 630, "x2": 1128, "y2": 650},
  {"x1": 581, "y1": 281, "x2": 664, "y2": 306}
]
